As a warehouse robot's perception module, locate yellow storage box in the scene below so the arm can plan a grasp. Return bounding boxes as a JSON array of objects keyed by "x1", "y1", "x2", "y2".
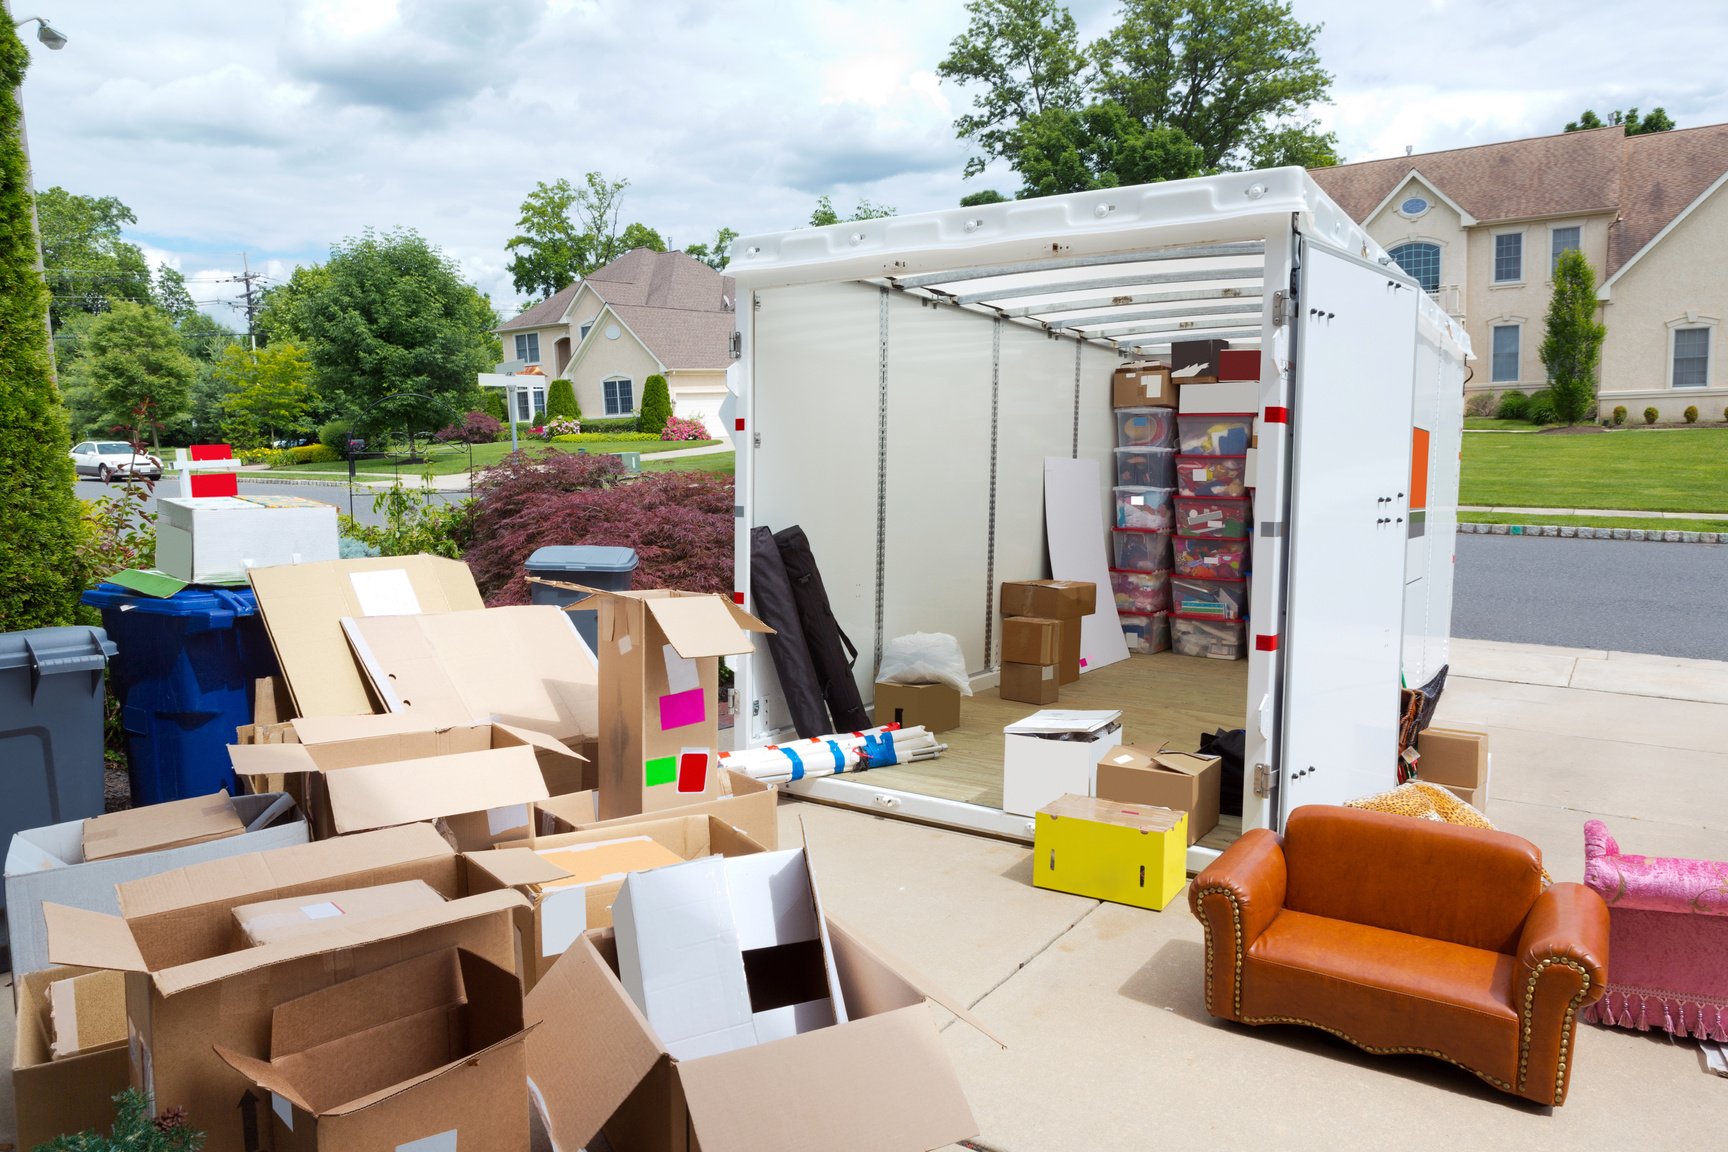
[{"x1": 1033, "y1": 793, "x2": 1187, "y2": 911}]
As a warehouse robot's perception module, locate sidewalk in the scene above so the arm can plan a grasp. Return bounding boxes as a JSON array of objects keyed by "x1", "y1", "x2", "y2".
[{"x1": 1463, "y1": 504, "x2": 1728, "y2": 521}]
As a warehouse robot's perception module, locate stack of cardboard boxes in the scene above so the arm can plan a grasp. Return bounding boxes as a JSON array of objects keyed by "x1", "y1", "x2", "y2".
[{"x1": 998, "y1": 580, "x2": 1096, "y2": 704}]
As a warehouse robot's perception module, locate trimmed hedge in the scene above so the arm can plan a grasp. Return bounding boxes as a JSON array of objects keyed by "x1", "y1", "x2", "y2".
[
  {"x1": 578, "y1": 416, "x2": 640, "y2": 435},
  {"x1": 552, "y1": 431, "x2": 666, "y2": 443},
  {"x1": 545, "y1": 378, "x2": 579, "y2": 420},
  {"x1": 288, "y1": 443, "x2": 344, "y2": 464},
  {"x1": 638, "y1": 374, "x2": 671, "y2": 436}
]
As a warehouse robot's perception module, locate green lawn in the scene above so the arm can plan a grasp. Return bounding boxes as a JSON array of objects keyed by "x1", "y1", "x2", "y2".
[
  {"x1": 1463, "y1": 417, "x2": 1547, "y2": 431},
  {"x1": 1460, "y1": 427, "x2": 1728, "y2": 513},
  {"x1": 641, "y1": 451, "x2": 734, "y2": 475},
  {"x1": 1460, "y1": 511, "x2": 1728, "y2": 533},
  {"x1": 272, "y1": 439, "x2": 720, "y2": 477}
]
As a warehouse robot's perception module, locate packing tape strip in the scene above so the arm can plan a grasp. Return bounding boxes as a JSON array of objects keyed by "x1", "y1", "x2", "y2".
[{"x1": 779, "y1": 746, "x2": 804, "y2": 781}]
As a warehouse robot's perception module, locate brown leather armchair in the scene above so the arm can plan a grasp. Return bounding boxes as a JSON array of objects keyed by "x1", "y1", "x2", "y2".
[{"x1": 1190, "y1": 805, "x2": 1609, "y2": 1105}]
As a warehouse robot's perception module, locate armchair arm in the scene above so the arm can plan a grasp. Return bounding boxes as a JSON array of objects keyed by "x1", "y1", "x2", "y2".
[
  {"x1": 1582, "y1": 821, "x2": 1728, "y2": 916},
  {"x1": 1514, "y1": 882, "x2": 1609, "y2": 1105},
  {"x1": 1189, "y1": 828, "x2": 1287, "y2": 1021}
]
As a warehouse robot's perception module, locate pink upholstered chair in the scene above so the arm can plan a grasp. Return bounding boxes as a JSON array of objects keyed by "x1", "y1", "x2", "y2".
[{"x1": 1581, "y1": 819, "x2": 1728, "y2": 1040}]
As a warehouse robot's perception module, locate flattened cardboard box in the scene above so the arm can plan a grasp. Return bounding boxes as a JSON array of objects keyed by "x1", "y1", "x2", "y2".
[
  {"x1": 48, "y1": 966, "x2": 129, "y2": 1058},
  {"x1": 13, "y1": 966, "x2": 131, "y2": 1152},
  {"x1": 231, "y1": 878, "x2": 446, "y2": 948},
  {"x1": 5, "y1": 792, "x2": 307, "y2": 980},
  {"x1": 1093, "y1": 744, "x2": 1221, "y2": 845},
  {"x1": 248, "y1": 555, "x2": 485, "y2": 719},
  {"x1": 537, "y1": 768, "x2": 780, "y2": 851},
  {"x1": 41, "y1": 823, "x2": 524, "y2": 1152},
  {"x1": 82, "y1": 790, "x2": 244, "y2": 862},
  {"x1": 872, "y1": 681, "x2": 961, "y2": 733},
  {"x1": 215, "y1": 947, "x2": 530, "y2": 1152}
]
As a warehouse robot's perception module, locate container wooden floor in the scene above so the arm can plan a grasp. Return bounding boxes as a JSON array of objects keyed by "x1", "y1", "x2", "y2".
[{"x1": 860, "y1": 648, "x2": 1248, "y2": 847}]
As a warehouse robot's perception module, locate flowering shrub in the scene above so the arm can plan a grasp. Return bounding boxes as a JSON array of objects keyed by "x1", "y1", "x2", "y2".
[
  {"x1": 434, "y1": 410, "x2": 502, "y2": 445},
  {"x1": 540, "y1": 417, "x2": 582, "y2": 439},
  {"x1": 660, "y1": 416, "x2": 711, "y2": 441}
]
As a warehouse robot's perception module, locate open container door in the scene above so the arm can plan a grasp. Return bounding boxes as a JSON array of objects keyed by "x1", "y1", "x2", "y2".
[{"x1": 1275, "y1": 239, "x2": 1420, "y2": 820}]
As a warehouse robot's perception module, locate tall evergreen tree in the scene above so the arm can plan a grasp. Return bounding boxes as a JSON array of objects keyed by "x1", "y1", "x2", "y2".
[{"x1": 1540, "y1": 250, "x2": 1607, "y2": 426}]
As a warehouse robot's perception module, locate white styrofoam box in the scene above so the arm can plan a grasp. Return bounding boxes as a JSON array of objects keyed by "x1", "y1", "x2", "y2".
[
  {"x1": 1178, "y1": 380, "x2": 1259, "y2": 415},
  {"x1": 1002, "y1": 723, "x2": 1125, "y2": 818},
  {"x1": 155, "y1": 496, "x2": 339, "y2": 584}
]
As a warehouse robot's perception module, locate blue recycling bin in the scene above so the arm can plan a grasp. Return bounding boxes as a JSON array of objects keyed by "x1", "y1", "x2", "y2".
[
  {"x1": 525, "y1": 545, "x2": 640, "y2": 654},
  {"x1": 80, "y1": 584, "x2": 280, "y2": 805}
]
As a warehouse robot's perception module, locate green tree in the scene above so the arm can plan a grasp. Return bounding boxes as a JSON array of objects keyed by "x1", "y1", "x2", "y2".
[
  {"x1": 684, "y1": 227, "x2": 738, "y2": 270},
  {"x1": 618, "y1": 221, "x2": 666, "y2": 253},
  {"x1": 254, "y1": 263, "x2": 330, "y2": 346},
  {"x1": 937, "y1": 0, "x2": 1088, "y2": 178},
  {"x1": 212, "y1": 341, "x2": 314, "y2": 447},
  {"x1": 76, "y1": 302, "x2": 197, "y2": 449},
  {"x1": 809, "y1": 195, "x2": 897, "y2": 227},
  {"x1": 152, "y1": 265, "x2": 197, "y2": 324},
  {"x1": 481, "y1": 387, "x2": 508, "y2": 422},
  {"x1": 505, "y1": 178, "x2": 589, "y2": 301},
  {"x1": 1006, "y1": 102, "x2": 1205, "y2": 196},
  {"x1": 0, "y1": 23, "x2": 84, "y2": 629},
  {"x1": 544, "y1": 377, "x2": 580, "y2": 421},
  {"x1": 574, "y1": 171, "x2": 632, "y2": 270},
  {"x1": 292, "y1": 229, "x2": 500, "y2": 440},
  {"x1": 35, "y1": 186, "x2": 153, "y2": 329},
  {"x1": 1539, "y1": 249, "x2": 1607, "y2": 426},
  {"x1": 638, "y1": 373, "x2": 672, "y2": 435},
  {"x1": 959, "y1": 189, "x2": 1010, "y2": 206},
  {"x1": 1565, "y1": 107, "x2": 1675, "y2": 135}
]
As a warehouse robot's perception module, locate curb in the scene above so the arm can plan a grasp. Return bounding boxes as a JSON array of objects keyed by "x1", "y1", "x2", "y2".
[{"x1": 1458, "y1": 522, "x2": 1723, "y2": 544}]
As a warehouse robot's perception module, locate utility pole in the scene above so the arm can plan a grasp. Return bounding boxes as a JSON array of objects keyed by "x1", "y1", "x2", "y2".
[{"x1": 239, "y1": 252, "x2": 260, "y2": 350}]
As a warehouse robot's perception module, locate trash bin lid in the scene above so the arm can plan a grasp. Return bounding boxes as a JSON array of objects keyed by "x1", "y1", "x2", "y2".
[
  {"x1": 525, "y1": 545, "x2": 640, "y2": 574},
  {"x1": 80, "y1": 583, "x2": 260, "y2": 616},
  {"x1": 0, "y1": 626, "x2": 116, "y2": 671}
]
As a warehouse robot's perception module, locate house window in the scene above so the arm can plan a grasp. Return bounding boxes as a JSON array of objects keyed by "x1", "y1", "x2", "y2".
[
  {"x1": 1491, "y1": 325, "x2": 1520, "y2": 383},
  {"x1": 579, "y1": 322, "x2": 593, "y2": 341},
  {"x1": 1673, "y1": 327, "x2": 1710, "y2": 388},
  {"x1": 1398, "y1": 195, "x2": 1429, "y2": 218},
  {"x1": 515, "y1": 332, "x2": 541, "y2": 363},
  {"x1": 603, "y1": 377, "x2": 634, "y2": 416},
  {"x1": 1387, "y1": 242, "x2": 1440, "y2": 293},
  {"x1": 1493, "y1": 233, "x2": 1523, "y2": 283},
  {"x1": 509, "y1": 386, "x2": 546, "y2": 421},
  {"x1": 1550, "y1": 226, "x2": 1581, "y2": 277}
]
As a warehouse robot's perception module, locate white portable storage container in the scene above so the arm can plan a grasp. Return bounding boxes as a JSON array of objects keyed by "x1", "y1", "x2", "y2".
[{"x1": 726, "y1": 168, "x2": 1470, "y2": 871}]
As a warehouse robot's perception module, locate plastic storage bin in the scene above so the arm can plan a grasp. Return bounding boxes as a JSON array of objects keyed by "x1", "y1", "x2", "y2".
[
  {"x1": 1112, "y1": 529, "x2": 1172, "y2": 573},
  {"x1": 1176, "y1": 413, "x2": 1254, "y2": 456},
  {"x1": 1115, "y1": 407, "x2": 1177, "y2": 448},
  {"x1": 526, "y1": 545, "x2": 640, "y2": 655},
  {"x1": 1171, "y1": 613, "x2": 1247, "y2": 660},
  {"x1": 1174, "y1": 496, "x2": 1251, "y2": 539},
  {"x1": 80, "y1": 585, "x2": 280, "y2": 806},
  {"x1": 1173, "y1": 535, "x2": 1249, "y2": 580},
  {"x1": 1119, "y1": 611, "x2": 1170, "y2": 655},
  {"x1": 1109, "y1": 569, "x2": 1170, "y2": 615},
  {"x1": 1170, "y1": 576, "x2": 1248, "y2": 619},
  {"x1": 1114, "y1": 446, "x2": 1176, "y2": 488},
  {"x1": 1176, "y1": 454, "x2": 1248, "y2": 498},
  {"x1": 1113, "y1": 487, "x2": 1174, "y2": 532}
]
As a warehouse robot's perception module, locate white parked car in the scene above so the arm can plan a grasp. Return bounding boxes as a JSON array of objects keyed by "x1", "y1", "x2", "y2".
[{"x1": 69, "y1": 440, "x2": 163, "y2": 483}]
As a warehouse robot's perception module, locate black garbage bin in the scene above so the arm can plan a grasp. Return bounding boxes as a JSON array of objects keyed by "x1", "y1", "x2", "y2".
[{"x1": 526, "y1": 545, "x2": 640, "y2": 654}]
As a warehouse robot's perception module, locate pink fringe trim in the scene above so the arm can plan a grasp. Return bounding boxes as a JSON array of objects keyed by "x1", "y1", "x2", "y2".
[{"x1": 1582, "y1": 990, "x2": 1728, "y2": 1042}]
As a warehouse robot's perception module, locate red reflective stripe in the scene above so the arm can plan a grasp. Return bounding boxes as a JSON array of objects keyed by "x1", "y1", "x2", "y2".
[
  {"x1": 1255, "y1": 633, "x2": 1279, "y2": 652},
  {"x1": 735, "y1": 418, "x2": 746, "y2": 431},
  {"x1": 733, "y1": 591, "x2": 746, "y2": 604},
  {"x1": 1263, "y1": 407, "x2": 1289, "y2": 424}
]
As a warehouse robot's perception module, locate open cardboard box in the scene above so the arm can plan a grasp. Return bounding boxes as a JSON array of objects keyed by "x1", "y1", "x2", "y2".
[
  {"x1": 1093, "y1": 744, "x2": 1222, "y2": 845},
  {"x1": 12, "y1": 966, "x2": 132, "y2": 1152},
  {"x1": 41, "y1": 824, "x2": 525, "y2": 1152},
  {"x1": 82, "y1": 790, "x2": 246, "y2": 862},
  {"x1": 536, "y1": 767, "x2": 779, "y2": 850}
]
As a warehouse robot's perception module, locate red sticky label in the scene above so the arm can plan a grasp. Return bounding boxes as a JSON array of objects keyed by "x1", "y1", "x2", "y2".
[
  {"x1": 189, "y1": 472, "x2": 238, "y2": 498},
  {"x1": 1255, "y1": 633, "x2": 1279, "y2": 652},
  {"x1": 735, "y1": 418, "x2": 746, "y2": 432},
  {"x1": 1263, "y1": 406, "x2": 1289, "y2": 424},
  {"x1": 732, "y1": 591, "x2": 746, "y2": 604},
  {"x1": 189, "y1": 443, "x2": 233, "y2": 461},
  {"x1": 677, "y1": 750, "x2": 710, "y2": 793}
]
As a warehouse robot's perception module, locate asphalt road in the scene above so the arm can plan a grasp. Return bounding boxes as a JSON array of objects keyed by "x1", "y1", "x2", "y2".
[
  {"x1": 1451, "y1": 533, "x2": 1728, "y2": 660},
  {"x1": 75, "y1": 476, "x2": 468, "y2": 528}
]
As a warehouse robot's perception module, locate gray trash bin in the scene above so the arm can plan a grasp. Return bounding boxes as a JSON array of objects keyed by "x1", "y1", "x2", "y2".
[{"x1": 526, "y1": 545, "x2": 640, "y2": 655}]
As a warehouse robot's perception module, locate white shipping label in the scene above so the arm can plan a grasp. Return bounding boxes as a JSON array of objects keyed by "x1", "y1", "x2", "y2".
[
  {"x1": 617, "y1": 633, "x2": 633, "y2": 655},
  {"x1": 271, "y1": 1092, "x2": 295, "y2": 1131},
  {"x1": 299, "y1": 902, "x2": 343, "y2": 920},
  {"x1": 487, "y1": 804, "x2": 530, "y2": 836},
  {"x1": 349, "y1": 569, "x2": 421, "y2": 616},
  {"x1": 540, "y1": 887, "x2": 588, "y2": 957},
  {"x1": 397, "y1": 1131, "x2": 457, "y2": 1152},
  {"x1": 1130, "y1": 495, "x2": 1145, "y2": 506},
  {"x1": 1112, "y1": 752, "x2": 1134, "y2": 765},
  {"x1": 1041, "y1": 666, "x2": 1054, "y2": 681},
  {"x1": 663, "y1": 644, "x2": 700, "y2": 695},
  {"x1": 1191, "y1": 469, "x2": 1209, "y2": 481}
]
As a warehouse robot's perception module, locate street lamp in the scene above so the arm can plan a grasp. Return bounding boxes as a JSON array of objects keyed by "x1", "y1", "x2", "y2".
[{"x1": 12, "y1": 16, "x2": 68, "y2": 49}]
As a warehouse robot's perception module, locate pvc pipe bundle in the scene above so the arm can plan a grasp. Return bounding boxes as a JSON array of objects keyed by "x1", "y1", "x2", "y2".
[{"x1": 720, "y1": 724, "x2": 946, "y2": 785}]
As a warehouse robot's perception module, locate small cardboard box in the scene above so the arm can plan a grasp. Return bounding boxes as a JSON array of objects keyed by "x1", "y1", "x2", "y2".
[
  {"x1": 1217, "y1": 348, "x2": 1261, "y2": 382},
  {"x1": 1416, "y1": 726, "x2": 1491, "y2": 809},
  {"x1": 1001, "y1": 710, "x2": 1124, "y2": 817},
  {"x1": 5, "y1": 792, "x2": 306, "y2": 980},
  {"x1": 1170, "y1": 338, "x2": 1229, "y2": 378},
  {"x1": 1001, "y1": 616, "x2": 1061, "y2": 665},
  {"x1": 1094, "y1": 744, "x2": 1222, "y2": 845},
  {"x1": 41, "y1": 824, "x2": 524, "y2": 1152},
  {"x1": 1057, "y1": 615, "x2": 1082, "y2": 684},
  {"x1": 48, "y1": 967, "x2": 129, "y2": 1059},
  {"x1": 1112, "y1": 362, "x2": 1176, "y2": 408},
  {"x1": 999, "y1": 662, "x2": 1060, "y2": 705},
  {"x1": 1033, "y1": 794, "x2": 1188, "y2": 911},
  {"x1": 82, "y1": 790, "x2": 244, "y2": 862},
  {"x1": 1179, "y1": 380, "x2": 1260, "y2": 415},
  {"x1": 13, "y1": 966, "x2": 131, "y2": 1152},
  {"x1": 539, "y1": 768, "x2": 780, "y2": 851},
  {"x1": 872, "y1": 681, "x2": 962, "y2": 733},
  {"x1": 216, "y1": 947, "x2": 530, "y2": 1152},
  {"x1": 231, "y1": 878, "x2": 446, "y2": 948},
  {"x1": 156, "y1": 495, "x2": 339, "y2": 585},
  {"x1": 1000, "y1": 579, "x2": 1095, "y2": 621}
]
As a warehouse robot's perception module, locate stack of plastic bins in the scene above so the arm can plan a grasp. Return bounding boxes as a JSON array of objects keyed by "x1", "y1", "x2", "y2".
[
  {"x1": 1113, "y1": 407, "x2": 1177, "y2": 655},
  {"x1": 1172, "y1": 410, "x2": 1254, "y2": 660}
]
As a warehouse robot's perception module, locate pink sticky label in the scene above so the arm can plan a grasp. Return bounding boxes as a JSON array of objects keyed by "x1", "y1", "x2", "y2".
[
  {"x1": 658, "y1": 687, "x2": 707, "y2": 731},
  {"x1": 1080, "y1": 657, "x2": 1089, "y2": 668}
]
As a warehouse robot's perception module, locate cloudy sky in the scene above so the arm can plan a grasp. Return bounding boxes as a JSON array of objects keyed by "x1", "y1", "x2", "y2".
[{"x1": 14, "y1": 0, "x2": 1727, "y2": 327}]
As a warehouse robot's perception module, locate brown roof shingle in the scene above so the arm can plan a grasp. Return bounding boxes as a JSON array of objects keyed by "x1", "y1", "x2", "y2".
[{"x1": 1609, "y1": 124, "x2": 1728, "y2": 274}]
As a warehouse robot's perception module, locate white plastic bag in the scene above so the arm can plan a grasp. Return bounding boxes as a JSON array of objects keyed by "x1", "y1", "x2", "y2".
[{"x1": 877, "y1": 632, "x2": 973, "y2": 696}]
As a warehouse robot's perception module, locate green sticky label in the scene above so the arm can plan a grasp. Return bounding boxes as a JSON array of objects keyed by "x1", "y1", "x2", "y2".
[{"x1": 645, "y1": 756, "x2": 677, "y2": 787}]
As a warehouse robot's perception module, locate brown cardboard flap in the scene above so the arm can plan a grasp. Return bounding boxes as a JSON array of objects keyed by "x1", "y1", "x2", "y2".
[
  {"x1": 675, "y1": 1005, "x2": 978, "y2": 1152},
  {"x1": 323, "y1": 745, "x2": 549, "y2": 834},
  {"x1": 642, "y1": 595, "x2": 769, "y2": 658},
  {"x1": 211, "y1": 1045, "x2": 315, "y2": 1114},
  {"x1": 468, "y1": 847, "x2": 574, "y2": 888},
  {"x1": 825, "y1": 916, "x2": 1007, "y2": 1049},
  {"x1": 227, "y1": 742, "x2": 319, "y2": 776},
  {"x1": 43, "y1": 904, "x2": 148, "y2": 973},
  {"x1": 81, "y1": 791, "x2": 243, "y2": 861},
  {"x1": 526, "y1": 933, "x2": 667, "y2": 1152}
]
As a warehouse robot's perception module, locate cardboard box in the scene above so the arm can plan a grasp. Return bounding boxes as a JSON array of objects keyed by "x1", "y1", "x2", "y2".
[
  {"x1": 526, "y1": 911, "x2": 991, "y2": 1152},
  {"x1": 1057, "y1": 615, "x2": 1082, "y2": 684},
  {"x1": 215, "y1": 947, "x2": 530, "y2": 1152},
  {"x1": 1001, "y1": 710, "x2": 1123, "y2": 817},
  {"x1": 999, "y1": 579, "x2": 1095, "y2": 621},
  {"x1": 1094, "y1": 744, "x2": 1222, "y2": 845},
  {"x1": 471, "y1": 813, "x2": 765, "y2": 989},
  {"x1": 231, "y1": 878, "x2": 446, "y2": 947},
  {"x1": 564, "y1": 587, "x2": 772, "y2": 820},
  {"x1": 343, "y1": 604, "x2": 600, "y2": 759},
  {"x1": 1179, "y1": 379, "x2": 1260, "y2": 415},
  {"x1": 872, "y1": 681, "x2": 962, "y2": 733},
  {"x1": 1217, "y1": 348, "x2": 1261, "y2": 382},
  {"x1": 539, "y1": 768, "x2": 780, "y2": 851},
  {"x1": 42, "y1": 824, "x2": 525, "y2": 1152},
  {"x1": 48, "y1": 967, "x2": 129, "y2": 1059},
  {"x1": 5, "y1": 792, "x2": 307, "y2": 980},
  {"x1": 1111, "y1": 362, "x2": 1176, "y2": 408},
  {"x1": 227, "y1": 716, "x2": 570, "y2": 846},
  {"x1": 156, "y1": 495, "x2": 339, "y2": 585},
  {"x1": 1033, "y1": 793, "x2": 1188, "y2": 911},
  {"x1": 13, "y1": 966, "x2": 131, "y2": 1151},
  {"x1": 999, "y1": 662, "x2": 1059, "y2": 705},
  {"x1": 1416, "y1": 726, "x2": 1491, "y2": 809},
  {"x1": 248, "y1": 555, "x2": 486, "y2": 719},
  {"x1": 1170, "y1": 338, "x2": 1229, "y2": 378},
  {"x1": 82, "y1": 790, "x2": 244, "y2": 862},
  {"x1": 1001, "y1": 616, "x2": 1061, "y2": 666}
]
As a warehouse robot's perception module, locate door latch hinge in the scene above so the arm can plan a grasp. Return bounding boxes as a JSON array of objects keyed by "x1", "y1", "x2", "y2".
[
  {"x1": 1271, "y1": 290, "x2": 1289, "y2": 328},
  {"x1": 729, "y1": 331, "x2": 742, "y2": 359},
  {"x1": 1253, "y1": 762, "x2": 1275, "y2": 797},
  {"x1": 752, "y1": 432, "x2": 761, "y2": 449}
]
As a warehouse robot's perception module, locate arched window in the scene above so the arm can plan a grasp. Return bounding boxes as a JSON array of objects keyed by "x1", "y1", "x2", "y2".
[{"x1": 1387, "y1": 242, "x2": 1441, "y2": 293}]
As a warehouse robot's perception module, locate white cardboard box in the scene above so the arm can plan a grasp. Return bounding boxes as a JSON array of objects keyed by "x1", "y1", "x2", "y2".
[
  {"x1": 1002, "y1": 711, "x2": 1125, "y2": 817},
  {"x1": 1178, "y1": 380, "x2": 1260, "y2": 415},
  {"x1": 156, "y1": 496, "x2": 338, "y2": 584}
]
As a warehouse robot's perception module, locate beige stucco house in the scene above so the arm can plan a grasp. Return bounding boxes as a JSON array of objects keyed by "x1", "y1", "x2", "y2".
[
  {"x1": 480, "y1": 248, "x2": 736, "y2": 434},
  {"x1": 1311, "y1": 124, "x2": 1728, "y2": 420}
]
